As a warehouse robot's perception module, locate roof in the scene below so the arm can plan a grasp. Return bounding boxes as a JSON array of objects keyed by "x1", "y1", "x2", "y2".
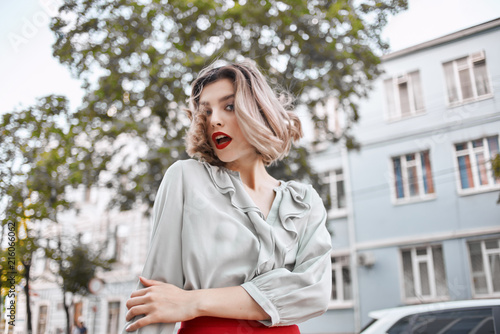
[
  {"x1": 369, "y1": 299, "x2": 500, "y2": 319},
  {"x1": 382, "y1": 17, "x2": 500, "y2": 61}
]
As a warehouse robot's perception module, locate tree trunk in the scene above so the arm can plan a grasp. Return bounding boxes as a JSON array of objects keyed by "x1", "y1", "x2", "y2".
[
  {"x1": 23, "y1": 260, "x2": 33, "y2": 334},
  {"x1": 63, "y1": 290, "x2": 71, "y2": 334}
]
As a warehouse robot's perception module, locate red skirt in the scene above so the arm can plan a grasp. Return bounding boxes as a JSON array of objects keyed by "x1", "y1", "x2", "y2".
[{"x1": 178, "y1": 316, "x2": 300, "y2": 334}]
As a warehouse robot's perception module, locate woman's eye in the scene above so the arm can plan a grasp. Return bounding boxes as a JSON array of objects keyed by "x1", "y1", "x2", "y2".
[
  {"x1": 225, "y1": 104, "x2": 234, "y2": 111},
  {"x1": 204, "y1": 109, "x2": 212, "y2": 115}
]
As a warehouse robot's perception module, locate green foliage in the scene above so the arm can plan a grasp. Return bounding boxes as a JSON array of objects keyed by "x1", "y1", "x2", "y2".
[
  {"x1": 492, "y1": 153, "x2": 500, "y2": 204},
  {"x1": 0, "y1": 96, "x2": 114, "y2": 331},
  {"x1": 49, "y1": 0, "x2": 407, "y2": 211},
  {"x1": 45, "y1": 239, "x2": 112, "y2": 296}
]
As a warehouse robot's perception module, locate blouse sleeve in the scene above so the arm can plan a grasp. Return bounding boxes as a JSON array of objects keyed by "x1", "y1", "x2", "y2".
[
  {"x1": 121, "y1": 161, "x2": 185, "y2": 334},
  {"x1": 241, "y1": 188, "x2": 332, "y2": 326}
]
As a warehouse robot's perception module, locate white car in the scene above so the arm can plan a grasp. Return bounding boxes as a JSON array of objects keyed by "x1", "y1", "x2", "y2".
[{"x1": 360, "y1": 299, "x2": 500, "y2": 333}]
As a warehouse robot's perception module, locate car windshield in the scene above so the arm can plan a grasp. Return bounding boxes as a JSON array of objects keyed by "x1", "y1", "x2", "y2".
[{"x1": 387, "y1": 307, "x2": 494, "y2": 334}]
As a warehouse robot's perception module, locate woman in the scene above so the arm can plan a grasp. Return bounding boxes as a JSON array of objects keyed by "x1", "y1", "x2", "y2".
[{"x1": 123, "y1": 60, "x2": 332, "y2": 334}]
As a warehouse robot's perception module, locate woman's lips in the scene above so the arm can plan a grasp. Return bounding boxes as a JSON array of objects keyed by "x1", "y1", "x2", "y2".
[{"x1": 212, "y1": 132, "x2": 232, "y2": 150}]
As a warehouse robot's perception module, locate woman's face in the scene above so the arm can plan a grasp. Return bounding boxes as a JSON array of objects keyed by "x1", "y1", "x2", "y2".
[{"x1": 199, "y1": 78, "x2": 258, "y2": 167}]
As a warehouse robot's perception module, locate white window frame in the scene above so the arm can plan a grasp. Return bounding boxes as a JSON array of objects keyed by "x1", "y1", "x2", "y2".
[
  {"x1": 399, "y1": 245, "x2": 449, "y2": 304},
  {"x1": 321, "y1": 169, "x2": 347, "y2": 218},
  {"x1": 329, "y1": 254, "x2": 353, "y2": 309},
  {"x1": 442, "y1": 51, "x2": 493, "y2": 107},
  {"x1": 467, "y1": 238, "x2": 500, "y2": 298},
  {"x1": 35, "y1": 302, "x2": 51, "y2": 334},
  {"x1": 384, "y1": 70, "x2": 425, "y2": 121},
  {"x1": 106, "y1": 298, "x2": 124, "y2": 334},
  {"x1": 312, "y1": 97, "x2": 344, "y2": 151},
  {"x1": 453, "y1": 135, "x2": 500, "y2": 195},
  {"x1": 390, "y1": 151, "x2": 436, "y2": 204}
]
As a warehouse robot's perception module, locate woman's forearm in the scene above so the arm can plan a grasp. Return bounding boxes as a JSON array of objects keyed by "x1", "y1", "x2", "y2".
[
  {"x1": 192, "y1": 286, "x2": 269, "y2": 321},
  {"x1": 125, "y1": 278, "x2": 270, "y2": 331}
]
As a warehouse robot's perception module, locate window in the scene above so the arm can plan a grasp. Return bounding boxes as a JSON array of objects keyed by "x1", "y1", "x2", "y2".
[
  {"x1": 384, "y1": 71, "x2": 425, "y2": 120},
  {"x1": 392, "y1": 151, "x2": 435, "y2": 202},
  {"x1": 107, "y1": 301, "x2": 121, "y2": 334},
  {"x1": 454, "y1": 135, "x2": 500, "y2": 192},
  {"x1": 37, "y1": 305, "x2": 48, "y2": 334},
  {"x1": 321, "y1": 169, "x2": 347, "y2": 215},
  {"x1": 387, "y1": 307, "x2": 495, "y2": 334},
  {"x1": 330, "y1": 255, "x2": 352, "y2": 306},
  {"x1": 468, "y1": 238, "x2": 500, "y2": 296},
  {"x1": 443, "y1": 51, "x2": 492, "y2": 105},
  {"x1": 312, "y1": 97, "x2": 345, "y2": 150},
  {"x1": 401, "y1": 245, "x2": 448, "y2": 302}
]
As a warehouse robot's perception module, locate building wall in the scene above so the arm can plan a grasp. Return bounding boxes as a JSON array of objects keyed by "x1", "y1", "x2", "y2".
[{"x1": 345, "y1": 20, "x2": 500, "y2": 330}]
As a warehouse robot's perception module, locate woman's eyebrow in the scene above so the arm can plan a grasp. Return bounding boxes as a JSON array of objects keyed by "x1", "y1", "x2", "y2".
[{"x1": 200, "y1": 94, "x2": 235, "y2": 106}]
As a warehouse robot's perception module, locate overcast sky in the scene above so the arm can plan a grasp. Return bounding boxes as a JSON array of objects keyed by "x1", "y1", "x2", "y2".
[{"x1": 1, "y1": 0, "x2": 499, "y2": 115}]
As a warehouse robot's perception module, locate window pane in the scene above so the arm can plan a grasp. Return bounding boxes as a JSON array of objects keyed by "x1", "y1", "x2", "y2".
[
  {"x1": 331, "y1": 267, "x2": 337, "y2": 300},
  {"x1": 457, "y1": 155, "x2": 475, "y2": 189},
  {"x1": 487, "y1": 136, "x2": 499, "y2": 156},
  {"x1": 421, "y1": 151, "x2": 434, "y2": 194},
  {"x1": 416, "y1": 309, "x2": 493, "y2": 334},
  {"x1": 416, "y1": 248, "x2": 427, "y2": 256},
  {"x1": 419, "y1": 262, "x2": 431, "y2": 296},
  {"x1": 393, "y1": 157, "x2": 405, "y2": 198},
  {"x1": 384, "y1": 79, "x2": 396, "y2": 117},
  {"x1": 468, "y1": 242, "x2": 488, "y2": 295},
  {"x1": 475, "y1": 152, "x2": 489, "y2": 185},
  {"x1": 107, "y1": 301, "x2": 121, "y2": 334},
  {"x1": 432, "y1": 246, "x2": 449, "y2": 296},
  {"x1": 336, "y1": 179, "x2": 346, "y2": 209},
  {"x1": 408, "y1": 165, "x2": 419, "y2": 197},
  {"x1": 472, "y1": 138, "x2": 484, "y2": 148},
  {"x1": 489, "y1": 254, "x2": 500, "y2": 292},
  {"x1": 409, "y1": 71, "x2": 425, "y2": 111},
  {"x1": 455, "y1": 142, "x2": 467, "y2": 152},
  {"x1": 459, "y1": 68, "x2": 474, "y2": 99},
  {"x1": 443, "y1": 61, "x2": 458, "y2": 103},
  {"x1": 473, "y1": 60, "x2": 490, "y2": 96},
  {"x1": 485, "y1": 239, "x2": 499, "y2": 250},
  {"x1": 402, "y1": 251, "x2": 415, "y2": 298},
  {"x1": 342, "y1": 266, "x2": 352, "y2": 301},
  {"x1": 387, "y1": 316, "x2": 411, "y2": 334},
  {"x1": 488, "y1": 136, "x2": 500, "y2": 184},
  {"x1": 398, "y1": 81, "x2": 411, "y2": 116}
]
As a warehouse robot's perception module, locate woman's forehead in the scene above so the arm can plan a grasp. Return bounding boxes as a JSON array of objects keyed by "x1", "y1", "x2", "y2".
[{"x1": 199, "y1": 78, "x2": 235, "y2": 105}]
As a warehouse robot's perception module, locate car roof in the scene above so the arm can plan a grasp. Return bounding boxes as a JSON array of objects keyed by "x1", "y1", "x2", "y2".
[{"x1": 368, "y1": 299, "x2": 500, "y2": 319}]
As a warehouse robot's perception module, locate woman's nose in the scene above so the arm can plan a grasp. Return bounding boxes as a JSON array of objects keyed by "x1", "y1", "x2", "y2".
[{"x1": 210, "y1": 110, "x2": 223, "y2": 127}]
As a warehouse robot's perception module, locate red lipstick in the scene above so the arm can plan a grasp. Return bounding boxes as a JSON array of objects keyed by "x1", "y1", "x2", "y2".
[{"x1": 212, "y1": 132, "x2": 232, "y2": 150}]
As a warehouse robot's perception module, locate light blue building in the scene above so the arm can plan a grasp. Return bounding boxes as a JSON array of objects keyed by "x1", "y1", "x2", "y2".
[{"x1": 300, "y1": 17, "x2": 500, "y2": 334}]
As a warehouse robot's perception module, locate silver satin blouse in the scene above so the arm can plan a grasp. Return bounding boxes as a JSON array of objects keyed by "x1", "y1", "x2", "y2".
[{"x1": 123, "y1": 159, "x2": 332, "y2": 334}]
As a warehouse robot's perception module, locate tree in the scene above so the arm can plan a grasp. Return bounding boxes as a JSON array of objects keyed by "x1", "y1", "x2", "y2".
[
  {"x1": 0, "y1": 186, "x2": 38, "y2": 333},
  {"x1": 50, "y1": 0, "x2": 407, "y2": 211},
  {"x1": 0, "y1": 96, "x2": 110, "y2": 333},
  {"x1": 45, "y1": 238, "x2": 112, "y2": 334}
]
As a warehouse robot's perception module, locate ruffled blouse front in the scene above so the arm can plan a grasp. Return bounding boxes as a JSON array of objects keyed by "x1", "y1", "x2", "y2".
[{"x1": 123, "y1": 159, "x2": 332, "y2": 334}]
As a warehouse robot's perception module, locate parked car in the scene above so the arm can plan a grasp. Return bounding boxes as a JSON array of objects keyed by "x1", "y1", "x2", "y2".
[{"x1": 360, "y1": 299, "x2": 500, "y2": 333}]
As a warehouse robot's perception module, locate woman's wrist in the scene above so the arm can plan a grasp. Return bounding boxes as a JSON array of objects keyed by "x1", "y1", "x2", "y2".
[
  {"x1": 186, "y1": 286, "x2": 269, "y2": 321},
  {"x1": 190, "y1": 289, "x2": 209, "y2": 318}
]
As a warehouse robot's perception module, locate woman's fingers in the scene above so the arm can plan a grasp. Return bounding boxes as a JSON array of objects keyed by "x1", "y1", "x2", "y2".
[
  {"x1": 125, "y1": 304, "x2": 150, "y2": 322},
  {"x1": 125, "y1": 314, "x2": 156, "y2": 332},
  {"x1": 139, "y1": 276, "x2": 163, "y2": 286},
  {"x1": 126, "y1": 294, "x2": 150, "y2": 310}
]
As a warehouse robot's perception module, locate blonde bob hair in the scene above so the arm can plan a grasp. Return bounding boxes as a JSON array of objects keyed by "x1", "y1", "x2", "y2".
[{"x1": 185, "y1": 60, "x2": 303, "y2": 166}]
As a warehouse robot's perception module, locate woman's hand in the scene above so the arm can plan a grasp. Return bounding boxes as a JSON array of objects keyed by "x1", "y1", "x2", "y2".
[{"x1": 125, "y1": 277, "x2": 198, "y2": 331}]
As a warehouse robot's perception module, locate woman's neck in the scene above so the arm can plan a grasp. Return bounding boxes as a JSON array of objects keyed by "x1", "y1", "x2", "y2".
[{"x1": 226, "y1": 157, "x2": 277, "y2": 190}]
